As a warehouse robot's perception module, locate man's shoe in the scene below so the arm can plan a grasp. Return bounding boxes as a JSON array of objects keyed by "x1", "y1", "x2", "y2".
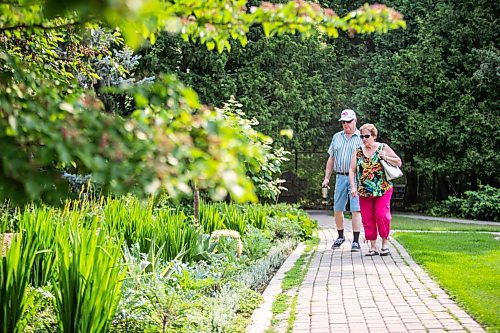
[
  {"x1": 331, "y1": 237, "x2": 345, "y2": 249},
  {"x1": 351, "y1": 242, "x2": 361, "y2": 252}
]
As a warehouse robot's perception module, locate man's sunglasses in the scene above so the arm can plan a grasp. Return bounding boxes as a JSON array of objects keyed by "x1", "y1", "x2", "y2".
[
  {"x1": 341, "y1": 119, "x2": 354, "y2": 124},
  {"x1": 360, "y1": 134, "x2": 372, "y2": 139}
]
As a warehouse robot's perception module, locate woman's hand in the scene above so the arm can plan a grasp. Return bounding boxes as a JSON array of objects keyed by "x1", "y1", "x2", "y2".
[{"x1": 381, "y1": 144, "x2": 402, "y2": 167}]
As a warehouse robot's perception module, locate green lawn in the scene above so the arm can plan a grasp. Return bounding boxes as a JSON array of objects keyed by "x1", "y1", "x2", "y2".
[
  {"x1": 392, "y1": 216, "x2": 500, "y2": 232},
  {"x1": 393, "y1": 231, "x2": 500, "y2": 332}
]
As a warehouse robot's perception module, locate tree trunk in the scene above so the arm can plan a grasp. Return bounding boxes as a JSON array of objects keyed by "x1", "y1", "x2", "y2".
[
  {"x1": 418, "y1": 173, "x2": 425, "y2": 200},
  {"x1": 437, "y1": 175, "x2": 450, "y2": 200},
  {"x1": 432, "y1": 173, "x2": 436, "y2": 201},
  {"x1": 470, "y1": 171, "x2": 478, "y2": 191},
  {"x1": 193, "y1": 183, "x2": 200, "y2": 227},
  {"x1": 405, "y1": 171, "x2": 418, "y2": 207},
  {"x1": 294, "y1": 148, "x2": 298, "y2": 174}
]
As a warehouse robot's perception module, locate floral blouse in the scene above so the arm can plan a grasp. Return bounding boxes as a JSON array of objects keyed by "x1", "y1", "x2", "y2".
[{"x1": 355, "y1": 144, "x2": 392, "y2": 197}]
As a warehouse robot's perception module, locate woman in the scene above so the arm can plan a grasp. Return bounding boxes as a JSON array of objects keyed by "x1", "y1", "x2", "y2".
[{"x1": 349, "y1": 123, "x2": 402, "y2": 256}]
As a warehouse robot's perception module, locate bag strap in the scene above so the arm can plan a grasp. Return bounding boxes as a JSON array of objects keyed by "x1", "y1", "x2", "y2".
[
  {"x1": 376, "y1": 143, "x2": 386, "y2": 164},
  {"x1": 376, "y1": 143, "x2": 384, "y2": 157}
]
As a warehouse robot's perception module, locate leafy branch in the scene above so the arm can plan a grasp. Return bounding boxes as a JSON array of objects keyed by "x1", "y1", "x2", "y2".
[{"x1": 0, "y1": 21, "x2": 84, "y2": 32}]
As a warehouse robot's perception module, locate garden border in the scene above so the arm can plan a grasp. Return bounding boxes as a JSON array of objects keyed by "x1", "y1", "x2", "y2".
[{"x1": 247, "y1": 242, "x2": 307, "y2": 332}]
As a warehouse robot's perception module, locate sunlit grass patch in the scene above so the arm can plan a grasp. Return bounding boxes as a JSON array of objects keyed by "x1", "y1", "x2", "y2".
[{"x1": 393, "y1": 232, "x2": 499, "y2": 331}]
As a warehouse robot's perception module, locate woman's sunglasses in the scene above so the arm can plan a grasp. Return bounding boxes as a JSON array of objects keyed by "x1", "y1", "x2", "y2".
[{"x1": 360, "y1": 134, "x2": 372, "y2": 139}]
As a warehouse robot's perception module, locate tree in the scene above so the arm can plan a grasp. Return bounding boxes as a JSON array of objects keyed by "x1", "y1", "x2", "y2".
[
  {"x1": 139, "y1": 32, "x2": 341, "y2": 151},
  {"x1": 349, "y1": 0, "x2": 499, "y2": 203},
  {"x1": 0, "y1": 0, "x2": 405, "y2": 203}
]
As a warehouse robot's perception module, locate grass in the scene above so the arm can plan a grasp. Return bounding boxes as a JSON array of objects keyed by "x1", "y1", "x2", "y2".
[
  {"x1": 267, "y1": 236, "x2": 319, "y2": 333},
  {"x1": 281, "y1": 237, "x2": 319, "y2": 292},
  {"x1": 282, "y1": 257, "x2": 306, "y2": 290},
  {"x1": 392, "y1": 216, "x2": 500, "y2": 232},
  {"x1": 393, "y1": 232, "x2": 500, "y2": 332},
  {"x1": 272, "y1": 294, "x2": 290, "y2": 314}
]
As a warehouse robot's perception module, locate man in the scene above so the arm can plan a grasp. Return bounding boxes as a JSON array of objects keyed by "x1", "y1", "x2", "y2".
[{"x1": 322, "y1": 109, "x2": 362, "y2": 251}]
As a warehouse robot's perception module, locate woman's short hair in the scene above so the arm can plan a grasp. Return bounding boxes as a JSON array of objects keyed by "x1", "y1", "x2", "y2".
[{"x1": 359, "y1": 123, "x2": 378, "y2": 138}]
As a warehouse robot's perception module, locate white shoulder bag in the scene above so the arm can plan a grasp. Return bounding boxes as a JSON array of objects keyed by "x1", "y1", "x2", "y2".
[{"x1": 380, "y1": 144, "x2": 403, "y2": 181}]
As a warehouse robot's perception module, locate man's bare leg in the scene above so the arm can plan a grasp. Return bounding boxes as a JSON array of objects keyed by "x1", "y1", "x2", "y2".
[
  {"x1": 351, "y1": 211, "x2": 361, "y2": 232},
  {"x1": 334, "y1": 211, "x2": 344, "y2": 230}
]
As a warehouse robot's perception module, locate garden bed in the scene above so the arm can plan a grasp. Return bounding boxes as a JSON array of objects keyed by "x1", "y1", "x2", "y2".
[{"x1": 0, "y1": 197, "x2": 317, "y2": 332}]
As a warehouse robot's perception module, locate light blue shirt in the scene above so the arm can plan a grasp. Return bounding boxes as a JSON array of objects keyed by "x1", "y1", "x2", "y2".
[{"x1": 327, "y1": 130, "x2": 362, "y2": 174}]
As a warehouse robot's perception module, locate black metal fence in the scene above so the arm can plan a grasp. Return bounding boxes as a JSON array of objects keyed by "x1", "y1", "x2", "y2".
[{"x1": 278, "y1": 151, "x2": 407, "y2": 210}]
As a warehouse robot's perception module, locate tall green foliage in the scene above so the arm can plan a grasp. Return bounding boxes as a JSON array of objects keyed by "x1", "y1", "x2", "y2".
[
  {"x1": 216, "y1": 97, "x2": 291, "y2": 201},
  {"x1": 19, "y1": 206, "x2": 59, "y2": 287},
  {"x1": 199, "y1": 201, "x2": 226, "y2": 234},
  {"x1": 0, "y1": 233, "x2": 38, "y2": 333},
  {"x1": 156, "y1": 209, "x2": 200, "y2": 261},
  {"x1": 103, "y1": 197, "x2": 201, "y2": 262},
  {"x1": 103, "y1": 197, "x2": 154, "y2": 253},
  {"x1": 54, "y1": 226, "x2": 125, "y2": 333}
]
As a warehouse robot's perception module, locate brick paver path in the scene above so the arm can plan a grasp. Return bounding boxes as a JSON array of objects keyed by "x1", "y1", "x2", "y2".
[{"x1": 291, "y1": 210, "x2": 485, "y2": 333}]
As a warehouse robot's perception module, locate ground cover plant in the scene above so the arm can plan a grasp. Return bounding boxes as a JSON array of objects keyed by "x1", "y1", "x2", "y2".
[
  {"x1": 393, "y1": 220, "x2": 500, "y2": 332},
  {"x1": 0, "y1": 196, "x2": 317, "y2": 332},
  {"x1": 267, "y1": 236, "x2": 319, "y2": 333}
]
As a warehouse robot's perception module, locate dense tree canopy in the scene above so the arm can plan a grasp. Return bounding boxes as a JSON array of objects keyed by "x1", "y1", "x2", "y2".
[
  {"x1": 135, "y1": 0, "x2": 499, "y2": 206},
  {"x1": 139, "y1": 32, "x2": 341, "y2": 152},
  {"x1": 349, "y1": 0, "x2": 499, "y2": 202},
  {"x1": 0, "y1": 0, "x2": 405, "y2": 203}
]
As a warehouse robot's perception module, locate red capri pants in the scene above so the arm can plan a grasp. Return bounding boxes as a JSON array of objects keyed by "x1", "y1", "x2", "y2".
[{"x1": 359, "y1": 187, "x2": 393, "y2": 240}]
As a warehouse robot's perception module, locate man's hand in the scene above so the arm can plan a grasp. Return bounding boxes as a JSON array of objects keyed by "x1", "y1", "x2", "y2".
[{"x1": 322, "y1": 179, "x2": 330, "y2": 188}]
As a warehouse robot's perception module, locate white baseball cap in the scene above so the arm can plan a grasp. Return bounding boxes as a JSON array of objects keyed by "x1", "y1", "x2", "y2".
[{"x1": 338, "y1": 109, "x2": 356, "y2": 121}]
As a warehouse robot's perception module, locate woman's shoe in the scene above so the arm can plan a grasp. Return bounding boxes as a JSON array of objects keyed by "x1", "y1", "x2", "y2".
[
  {"x1": 365, "y1": 250, "x2": 379, "y2": 256},
  {"x1": 380, "y1": 248, "x2": 390, "y2": 256}
]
